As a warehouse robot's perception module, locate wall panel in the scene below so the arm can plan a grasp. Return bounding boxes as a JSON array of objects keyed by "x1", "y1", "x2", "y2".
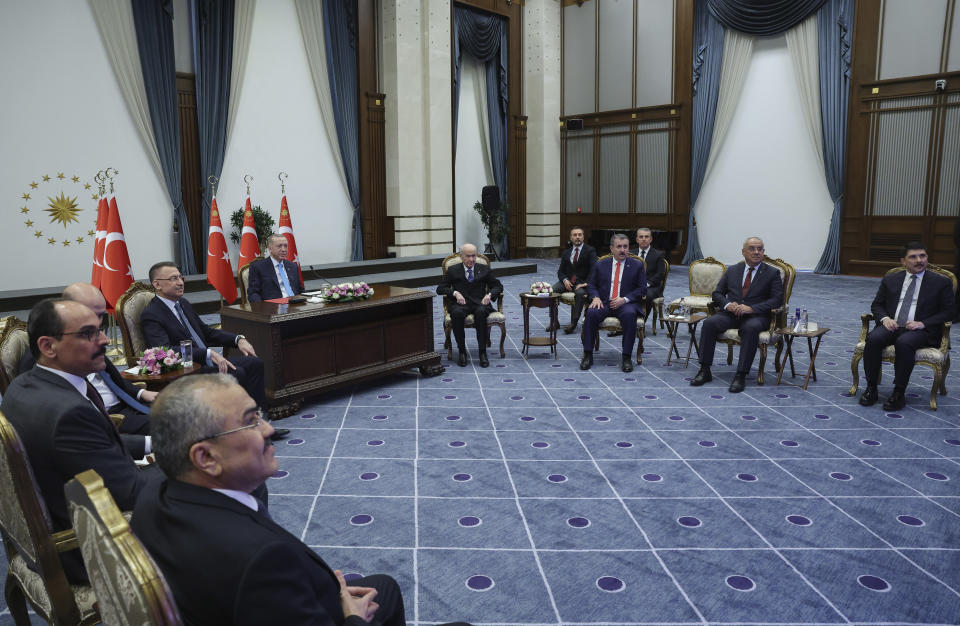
[
  {"x1": 879, "y1": 0, "x2": 947, "y2": 79},
  {"x1": 635, "y1": 0, "x2": 674, "y2": 107},
  {"x1": 598, "y1": 126, "x2": 630, "y2": 212},
  {"x1": 565, "y1": 130, "x2": 593, "y2": 214},
  {"x1": 563, "y1": 3, "x2": 596, "y2": 115},
  {"x1": 598, "y1": 0, "x2": 634, "y2": 111},
  {"x1": 636, "y1": 121, "x2": 669, "y2": 214}
]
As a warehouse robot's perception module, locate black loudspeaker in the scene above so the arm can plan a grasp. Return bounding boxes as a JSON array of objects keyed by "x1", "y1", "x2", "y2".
[
  {"x1": 482, "y1": 185, "x2": 500, "y2": 214},
  {"x1": 566, "y1": 118, "x2": 584, "y2": 131}
]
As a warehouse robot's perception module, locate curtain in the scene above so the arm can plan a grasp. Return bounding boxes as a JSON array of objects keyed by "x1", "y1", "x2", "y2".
[
  {"x1": 470, "y1": 56, "x2": 495, "y2": 187},
  {"x1": 814, "y1": 0, "x2": 854, "y2": 274},
  {"x1": 453, "y1": 5, "x2": 508, "y2": 255},
  {"x1": 703, "y1": 28, "x2": 754, "y2": 180},
  {"x1": 323, "y1": 0, "x2": 363, "y2": 261},
  {"x1": 785, "y1": 14, "x2": 824, "y2": 173},
  {"x1": 294, "y1": 0, "x2": 350, "y2": 198},
  {"x1": 131, "y1": 0, "x2": 195, "y2": 273},
  {"x1": 226, "y1": 0, "x2": 255, "y2": 146},
  {"x1": 707, "y1": 0, "x2": 829, "y2": 36},
  {"x1": 683, "y1": 0, "x2": 724, "y2": 264}
]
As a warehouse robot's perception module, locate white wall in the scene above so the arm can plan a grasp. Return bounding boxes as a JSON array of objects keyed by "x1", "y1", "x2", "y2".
[
  {"x1": 0, "y1": 0, "x2": 173, "y2": 290},
  {"x1": 217, "y1": 0, "x2": 353, "y2": 266},
  {"x1": 694, "y1": 36, "x2": 834, "y2": 270},
  {"x1": 454, "y1": 57, "x2": 492, "y2": 251}
]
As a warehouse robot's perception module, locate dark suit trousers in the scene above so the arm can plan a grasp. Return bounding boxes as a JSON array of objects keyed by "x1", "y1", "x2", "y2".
[
  {"x1": 352, "y1": 574, "x2": 406, "y2": 626},
  {"x1": 552, "y1": 280, "x2": 589, "y2": 324},
  {"x1": 863, "y1": 326, "x2": 932, "y2": 389},
  {"x1": 699, "y1": 311, "x2": 767, "y2": 374},
  {"x1": 199, "y1": 355, "x2": 266, "y2": 408},
  {"x1": 449, "y1": 303, "x2": 493, "y2": 351},
  {"x1": 583, "y1": 302, "x2": 641, "y2": 355}
]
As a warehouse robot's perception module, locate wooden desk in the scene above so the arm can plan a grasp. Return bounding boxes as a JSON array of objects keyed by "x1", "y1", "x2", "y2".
[{"x1": 220, "y1": 285, "x2": 443, "y2": 413}]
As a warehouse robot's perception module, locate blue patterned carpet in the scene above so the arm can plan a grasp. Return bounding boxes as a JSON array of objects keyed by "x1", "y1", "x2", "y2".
[{"x1": 3, "y1": 259, "x2": 959, "y2": 625}]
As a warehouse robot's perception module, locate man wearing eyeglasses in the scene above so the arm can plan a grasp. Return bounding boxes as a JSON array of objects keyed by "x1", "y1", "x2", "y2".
[
  {"x1": 140, "y1": 262, "x2": 287, "y2": 440},
  {"x1": 1, "y1": 298, "x2": 159, "y2": 583}
]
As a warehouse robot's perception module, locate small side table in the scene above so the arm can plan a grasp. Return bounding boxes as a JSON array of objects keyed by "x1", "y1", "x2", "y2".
[
  {"x1": 776, "y1": 326, "x2": 830, "y2": 390},
  {"x1": 663, "y1": 312, "x2": 707, "y2": 367},
  {"x1": 121, "y1": 364, "x2": 200, "y2": 391},
  {"x1": 521, "y1": 292, "x2": 560, "y2": 359}
]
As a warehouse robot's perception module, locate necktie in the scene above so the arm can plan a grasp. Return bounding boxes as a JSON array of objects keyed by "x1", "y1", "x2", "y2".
[
  {"x1": 572, "y1": 248, "x2": 580, "y2": 283},
  {"x1": 98, "y1": 372, "x2": 150, "y2": 414},
  {"x1": 896, "y1": 274, "x2": 918, "y2": 326},
  {"x1": 255, "y1": 496, "x2": 273, "y2": 521},
  {"x1": 742, "y1": 266, "x2": 754, "y2": 297},
  {"x1": 611, "y1": 262, "x2": 622, "y2": 300},
  {"x1": 467, "y1": 267, "x2": 474, "y2": 282},
  {"x1": 174, "y1": 302, "x2": 208, "y2": 364},
  {"x1": 641, "y1": 249, "x2": 646, "y2": 260},
  {"x1": 276, "y1": 261, "x2": 294, "y2": 297},
  {"x1": 85, "y1": 380, "x2": 109, "y2": 417}
]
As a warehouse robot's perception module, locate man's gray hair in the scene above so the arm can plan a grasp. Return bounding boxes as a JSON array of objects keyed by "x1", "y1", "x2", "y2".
[
  {"x1": 636, "y1": 227, "x2": 651, "y2": 236},
  {"x1": 150, "y1": 374, "x2": 237, "y2": 479},
  {"x1": 609, "y1": 233, "x2": 630, "y2": 246},
  {"x1": 267, "y1": 233, "x2": 286, "y2": 246}
]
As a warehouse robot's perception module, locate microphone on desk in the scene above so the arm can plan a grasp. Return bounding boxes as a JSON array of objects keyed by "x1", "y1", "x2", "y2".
[
  {"x1": 288, "y1": 296, "x2": 307, "y2": 304},
  {"x1": 305, "y1": 265, "x2": 333, "y2": 286}
]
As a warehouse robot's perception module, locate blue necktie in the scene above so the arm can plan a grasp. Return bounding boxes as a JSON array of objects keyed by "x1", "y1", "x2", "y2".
[
  {"x1": 276, "y1": 261, "x2": 294, "y2": 297},
  {"x1": 98, "y1": 372, "x2": 150, "y2": 414},
  {"x1": 174, "y1": 302, "x2": 208, "y2": 364},
  {"x1": 467, "y1": 267, "x2": 474, "y2": 282}
]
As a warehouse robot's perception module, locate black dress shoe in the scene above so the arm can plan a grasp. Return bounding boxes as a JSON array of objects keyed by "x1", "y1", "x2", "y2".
[
  {"x1": 728, "y1": 373, "x2": 746, "y2": 393},
  {"x1": 858, "y1": 385, "x2": 878, "y2": 406},
  {"x1": 621, "y1": 355, "x2": 633, "y2": 373},
  {"x1": 457, "y1": 350, "x2": 468, "y2": 367},
  {"x1": 563, "y1": 324, "x2": 577, "y2": 334},
  {"x1": 270, "y1": 429, "x2": 290, "y2": 441},
  {"x1": 690, "y1": 367, "x2": 712, "y2": 386},
  {"x1": 882, "y1": 389, "x2": 906, "y2": 411},
  {"x1": 478, "y1": 352, "x2": 489, "y2": 368},
  {"x1": 579, "y1": 352, "x2": 593, "y2": 370}
]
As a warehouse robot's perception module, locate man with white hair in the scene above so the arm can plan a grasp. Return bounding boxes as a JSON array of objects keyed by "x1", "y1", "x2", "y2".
[{"x1": 437, "y1": 243, "x2": 503, "y2": 367}]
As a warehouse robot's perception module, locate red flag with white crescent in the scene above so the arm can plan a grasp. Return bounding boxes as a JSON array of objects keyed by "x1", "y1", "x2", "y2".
[
  {"x1": 238, "y1": 197, "x2": 260, "y2": 270},
  {"x1": 278, "y1": 195, "x2": 303, "y2": 284},
  {"x1": 91, "y1": 196, "x2": 107, "y2": 288},
  {"x1": 206, "y1": 197, "x2": 237, "y2": 303},
  {"x1": 100, "y1": 196, "x2": 134, "y2": 311}
]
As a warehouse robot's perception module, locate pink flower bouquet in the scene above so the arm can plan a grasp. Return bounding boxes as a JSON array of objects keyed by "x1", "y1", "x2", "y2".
[
  {"x1": 529, "y1": 281, "x2": 553, "y2": 296},
  {"x1": 321, "y1": 281, "x2": 375, "y2": 303},
  {"x1": 137, "y1": 346, "x2": 184, "y2": 376}
]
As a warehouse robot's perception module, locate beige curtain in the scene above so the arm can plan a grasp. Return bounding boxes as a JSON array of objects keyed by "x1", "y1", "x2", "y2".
[
  {"x1": 703, "y1": 28, "x2": 754, "y2": 180},
  {"x1": 226, "y1": 0, "x2": 256, "y2": 147},
  {"x1": 785, "y1": 13, "x2": 825, "y2": 175},
  {"x1": 468, "y1": 55, "x2": 495, "y2": 185}
]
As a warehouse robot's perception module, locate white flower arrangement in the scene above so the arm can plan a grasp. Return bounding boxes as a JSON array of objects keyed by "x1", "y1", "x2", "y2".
[
  {"x1": 529, "y1": 281, "x2": 553, "y2": 296},
  {"x1": 321, "y1": 281, "x2": 375, "y2": 302}
]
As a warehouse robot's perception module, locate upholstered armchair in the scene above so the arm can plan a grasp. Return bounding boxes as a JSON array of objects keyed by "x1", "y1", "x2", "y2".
[
  {"x1": 668, "y1": 257, "x2": 726, "y2": 317},
  {"x1": 66, "y1": 470, "x2": 182, "y2": 625},
  {"x1": 648, "y1": 260, "x2": 670, "y2": 336},
  {"x1": 849, "y1": 264, "x2": 957, "y2": 410},
  {"x1": 441, "y1": 253, "x2": 507, "y2": 359},
  {"x1": 0, "y1": 412, "x2": 99, "y2": 626},
  {"x1": 115, "y1": 282, "x2": 157, "y2": 367},
  {"x1": 0, "y1": 316, "x2": 28, "y2": 394},
  {"x1": 583, "y1": 253, "x2": 647, "y2": 365},
  {"x1": 715, "y1": 256, "x2": 796, "y2": 385},
  {"x1": 238, "y1": 262, "x2": 252, "y2": 305}
]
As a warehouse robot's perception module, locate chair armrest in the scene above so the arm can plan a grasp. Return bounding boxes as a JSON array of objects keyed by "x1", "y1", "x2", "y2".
[
  {"x1": 109, "y1": 413, "x2": 126, "y2": 429},
  {"x1": 495, "y1": 293, "x2": 504, "y2": 312},
  {"x1": 767, "y1": 306, "x2": 784, "y2": 332},
  {"x1": 51, "y1": 529, "x2": 78, "y2": 553},
  {"x1": 132, "y1": 381, "x2": 146, "y2": 389},
  {"x1": 858, "y1": 313, "x2": 874, "y2": 342},
  {"x1": 939, "y1": 321, "x2": 952, "y2": 352}
]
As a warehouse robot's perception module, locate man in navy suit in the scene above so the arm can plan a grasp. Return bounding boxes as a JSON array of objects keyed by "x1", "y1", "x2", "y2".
[
  {"x1": 246, "y1": 234, "x2": 304, "y2": 302},
  {"x1": 859, "y1": 241, "x2": 955, "y2": 410},
  {"x1": 552, "y1": 226, "x2": 597, "y2": 333},
  {"x1": 580, "y1": 233, "x2": 646, "y2": 373},
  {"x1": 437, "y1": 243, "x2": 503, "y2": 368},
  {"x1": 691, "y1": 237, "x2": 784, "y2": 393}
]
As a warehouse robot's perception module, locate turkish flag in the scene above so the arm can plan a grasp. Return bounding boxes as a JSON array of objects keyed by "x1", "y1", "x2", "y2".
[
  {"x1": 278, "y1": 195, "x2": 304, "y2": 284},
  {"x1": 238, "y1": 197, "x2": 260, "y2": 270},
  {"x1": 206, "y1": 197, "x2": 237, "y2": 303},
  {"x1": 91, "y1": 196, "x2": 107, "y2": 288},
  {"x1": 100, "y1": 196, "x2": 134, "y2": 311}
]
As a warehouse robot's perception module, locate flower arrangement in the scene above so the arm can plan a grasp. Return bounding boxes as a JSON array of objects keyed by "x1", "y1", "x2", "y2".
[
  {"x1": 530, "y1": 281, "x2": 553, "y2": 296},
  {"x1": 321, "y1": 282, "x2": 375, "y2": 302},
  {"x1": 137, "y1": 346, "x2": 183, "y2": 376}
]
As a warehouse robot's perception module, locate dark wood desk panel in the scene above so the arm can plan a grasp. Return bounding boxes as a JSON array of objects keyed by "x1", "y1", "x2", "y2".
[{"x1": 220, "y1": 285, "x2": 443, "y2": 411}]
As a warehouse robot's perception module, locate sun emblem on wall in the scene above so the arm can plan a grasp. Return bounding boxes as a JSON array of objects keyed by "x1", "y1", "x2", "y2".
[
  {"x1": 17, "y1": 171, "x2": 97, "y2": 246},
  {"x1": 45, "y1": 191, "x2": 82, "y2": 226}
]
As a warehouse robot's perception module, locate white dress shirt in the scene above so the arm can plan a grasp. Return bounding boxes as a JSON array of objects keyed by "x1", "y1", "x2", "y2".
[{"x1": 608, "y1": 260, "x2": 629, "y2": 302}]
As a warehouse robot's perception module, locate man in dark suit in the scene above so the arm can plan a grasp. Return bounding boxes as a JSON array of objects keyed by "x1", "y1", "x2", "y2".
[
  {"x1": 1, "y1": 298, "x2": 158, "y2": 583},
  {"x1": 132, "y1": 374, "x2": 413, "y2": 626},
  {"x1": 691, "y1": 237, "x2": 784, "y2": 393},
  {"x1": 140, "y1": 262, "x2": 287, "y2": 439},
  {"x1": 18, "y1": 283, "x2": 155, "y2": 458},
  {"x1": 632, "y1": 227, "x2": 667, "y2": 316},
  {"x1": 580, "y1": 233, "x2": 647, "y2": 373},
  {"x1": 859, "y1": 241, "x2": 955, "y2": 410},
  {"x1": 247, "y1": 233, "x2": 304, "y2": 302},
  {"x1": 552, "y1": 226, "x2": 597, "y2": 333},
  {"x1": 437, "y1": 243, "x2": 503, "y2": 368}
]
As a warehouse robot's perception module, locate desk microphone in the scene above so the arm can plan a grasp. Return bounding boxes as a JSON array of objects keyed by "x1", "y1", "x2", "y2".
[
  {"x1": 305, "y1": 265, "x2": 333, "y2": 286},
  {"x1": 288, "y1": 295, "x2": 307, "y2": 304}
]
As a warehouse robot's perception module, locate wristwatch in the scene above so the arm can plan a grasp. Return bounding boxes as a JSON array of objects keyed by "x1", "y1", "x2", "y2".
[{"x1": 235, "y1": 334, "x2": 246, "y2": 346}]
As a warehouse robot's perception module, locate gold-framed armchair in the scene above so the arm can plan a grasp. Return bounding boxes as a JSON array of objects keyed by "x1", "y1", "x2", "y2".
[
  {"x1": 115, "y1": 282, "x2": 157, "y2": 367},
  {"x1": 667, "y1": 257, "x2": 726, "y2": 317},
  {"x1": 582, "y1": 253, "x2": 648, "y2": 365},
  {"x1": 715, "y1": 256, "x2": 796, "y2": 385},
  {"x1": 648, "y1": 260, "x2": 670, "y2": 336},
  {"x1": 65, "y1": 470, "x2": 182, "y2": 625},
  {"x1": 0, "y1": 316, "x2": 28, "y2": 394},
  {"x1": 238, "y1": 262, "x2": 253, "y2": 305},
  {"x1": 0, "y1": 411, "x2": 99, "y2": 626},
  {"x1": 849, "y1": 263, "x2": 956, "y2": 410},
  {"x1": 441, "y1": 253, "x2": 507, "y2": 359}
]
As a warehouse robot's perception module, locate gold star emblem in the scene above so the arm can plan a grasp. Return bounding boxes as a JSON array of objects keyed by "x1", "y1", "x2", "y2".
[
  {"x1": 88, "y1": 230, "x2": 95, "y2": 236},
  {"x1": 245, "y1": 211, "x2": 253, "y2": 217},
  {"x1": 84, "y1": 183, "x2": 91, "y2": 190},
  {"x1": 76, "y1": 237, "x2": 84, "y2": 244},
  {"x1": 212, "y1": 209, "x2": 218, "y2": 217},
  {"x1": 48, "y1": 237, "x2": 56, "y2": 245},
  {"x1": 20, "y1": 207, "x2": 29, "y2": 214},
  {"x1": 56, "y1": 172, "x2": 65, "y2": 180},
  {"x1": 281, "y1": 209, "x2": 289, "y2": 216},
  {"x1": 62, "y1": 240, "x2": 70, "y2": 247},
  {"x1": 45, "y1": 192, "x2": 81, "y2": 226},
  {"x1": 30, "y1": 182, "x2": 38, "y2": 189},
  {"x1": 91, "y1": 193, "x2": 98, "y2": 200},
  {"x1": 25, "y1": 219, "x2": 34, "y2": 227},
  {"x1": 22, "y1": 193, "x2": 31, "y2": 200},
  {"x1": 34, "y1": 231, "x2": 43, "y2": 238},
  {"x1": 71, "y1": 175, "x2": 80, "y2": 183},
  {"x1": 42, "y1": 174, "x2": 50, "y2": 182}
]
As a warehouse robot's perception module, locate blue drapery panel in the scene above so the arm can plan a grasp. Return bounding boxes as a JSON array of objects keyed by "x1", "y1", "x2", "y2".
[
  {"x1": 453, "y1": 5, "x2": 509, "y2": 257},
  {"x1": 814, "y1": 0, "x2": 854, "y2": 274},
  {"x1": 683, "y1": 0, "x2": 724, "y2": 264},
  {"x1": 194, "y1": 0, "x2": 234, "y2": 259},
  {"x1": 323, "y1": 0, "x2": 362, "y2": 261},
  {"x1": 708, "y1": 0, "x2": 829, "y2": 36},
  {"x1": 131, "y1": 0, "x2": 195, "y2": 274}
]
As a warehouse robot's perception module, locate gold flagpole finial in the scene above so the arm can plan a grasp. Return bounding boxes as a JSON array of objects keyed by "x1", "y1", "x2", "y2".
[
  {"x1": 278, "y1": 171, "x2": 288, "y2": 195},
  {"x1": 208, "y1": 175, "x2": 219, "y2": 198},
  {"x1": 243, "y1": 174, "x2": 253, "y2": 196},
  {"x1": 105, "y1": 167, "x2": 118, "y2": 195}
]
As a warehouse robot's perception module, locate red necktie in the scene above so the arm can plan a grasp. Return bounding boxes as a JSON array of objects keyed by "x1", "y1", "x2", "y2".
[
  {"x1": 611, "y1": 262, "x2": 622, "y2": 300},
  {"x1": 572, "y1": 247, "x2": 580, "y2": 283},
  {"x1": 742, "y1": 266, "x2": 753, "y2": 298}
]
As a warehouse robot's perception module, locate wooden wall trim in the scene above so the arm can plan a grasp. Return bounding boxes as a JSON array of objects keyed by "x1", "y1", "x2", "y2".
[{"x1": 358, "y1": 0, "x2": 390, "y2": 259}]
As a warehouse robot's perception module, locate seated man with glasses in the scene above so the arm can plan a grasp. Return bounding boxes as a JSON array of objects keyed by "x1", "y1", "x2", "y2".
[
  {"x1": 19, "y1": 282, "x2": 156, "y2": 458},
  {"x1": 140, "y1": 262, "x2": 287, "y2": 440},
  {"x1": 1, "y1": 298, "x2": 161, "y2": 583}
]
